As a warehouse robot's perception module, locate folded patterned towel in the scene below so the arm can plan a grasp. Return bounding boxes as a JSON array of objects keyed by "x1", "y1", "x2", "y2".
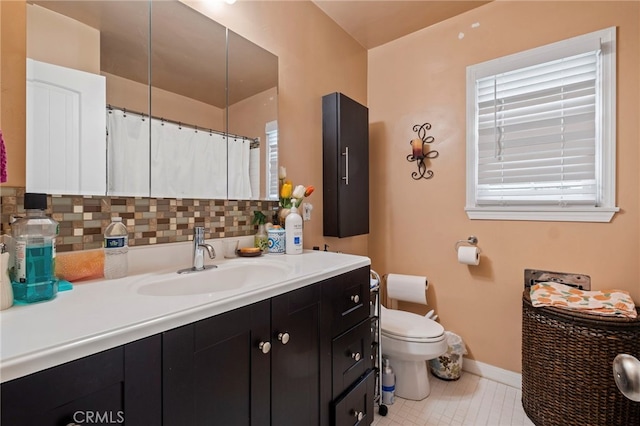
[{"x1": 530, "y1": 282, "x2": 637, "y2": 318}]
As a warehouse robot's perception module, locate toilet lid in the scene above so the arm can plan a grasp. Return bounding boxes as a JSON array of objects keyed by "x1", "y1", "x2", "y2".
[{"x1": 381, "y1": 308, "x2": 445, "y2": 342}]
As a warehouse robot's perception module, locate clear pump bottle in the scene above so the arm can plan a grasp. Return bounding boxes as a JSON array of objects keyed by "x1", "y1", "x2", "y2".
[{"x1": 10, "y1": 193, "x2": 59, "y2": 303}]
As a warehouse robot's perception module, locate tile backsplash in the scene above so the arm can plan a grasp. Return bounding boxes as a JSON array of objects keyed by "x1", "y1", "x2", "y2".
[{"x1": 0, "y1": 187, "x2": 277, "y2": 253}]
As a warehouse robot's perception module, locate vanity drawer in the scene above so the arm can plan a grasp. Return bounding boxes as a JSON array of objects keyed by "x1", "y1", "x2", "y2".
[
  {"x1": 331, "y1": 369, "x2": 375, "y2": 426},
  {"x1": 332, "y1": 319, "x2": 372, "y2": 399},
  {"x1": 324, "y1": 266, "x2": 370, "y2": 336}
]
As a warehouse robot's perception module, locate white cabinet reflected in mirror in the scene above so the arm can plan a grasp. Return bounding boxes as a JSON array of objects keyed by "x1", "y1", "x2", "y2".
[{"x1": 25, "y1": 0, "x2": 278, "y2": 201}]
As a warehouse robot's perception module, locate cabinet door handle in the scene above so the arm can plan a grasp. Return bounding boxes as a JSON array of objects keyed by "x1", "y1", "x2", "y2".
[
  {"x1": 351, "y1": 294, "x2": 360, "y2": 304},
  {"x1": 258, "y1": 341, "x2": 271, "y2": 354},
  {"x1": 352, "y1": 410, "x2": 364, "y2": 421},
  {"x1": 350, "y1": 351, "x2": 361, "y2": 361},
  {"x1": 277, "y1": 332, "x2": 290, "y2": 345},
  {"x1": 341, "y1": 146, "x2": 349, "y2": 185}
]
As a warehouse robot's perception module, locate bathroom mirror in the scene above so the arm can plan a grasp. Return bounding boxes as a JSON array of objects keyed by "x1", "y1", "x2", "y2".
[{"x1": 26, "y1": 0, "x2": 278, "y2": 200}]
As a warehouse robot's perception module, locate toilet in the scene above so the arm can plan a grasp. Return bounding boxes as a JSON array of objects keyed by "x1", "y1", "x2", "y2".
[{"x1": 380, "y1": 304, "x2": 448, "y2": 400}]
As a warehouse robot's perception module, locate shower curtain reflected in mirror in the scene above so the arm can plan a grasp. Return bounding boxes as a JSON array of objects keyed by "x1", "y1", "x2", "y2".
[
  {"x1": 107, "y1": 110, "x2": 254, "y2": 199},
  {"x1": 107, "y1": 109, "x2": 150, "y2": 197}
]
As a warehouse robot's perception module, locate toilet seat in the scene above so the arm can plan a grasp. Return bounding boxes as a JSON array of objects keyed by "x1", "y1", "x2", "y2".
[{"x1": 381, "y1": 307, "x2": 445, "y2": 343}]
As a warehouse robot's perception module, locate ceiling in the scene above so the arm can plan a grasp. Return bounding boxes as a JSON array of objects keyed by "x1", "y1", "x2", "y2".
[{"x1": 312, "y1": 0, "x2": 491, "y2": 49}]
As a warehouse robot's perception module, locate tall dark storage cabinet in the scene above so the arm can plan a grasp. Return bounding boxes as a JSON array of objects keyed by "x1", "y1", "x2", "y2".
[{"x1": 322, "y1": 92, "x2": 369, "y2": 237}]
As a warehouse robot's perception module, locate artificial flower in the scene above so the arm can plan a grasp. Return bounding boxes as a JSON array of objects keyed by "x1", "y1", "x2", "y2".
[
  {"x1": 280, "y1": 181, "x2": 292, "y2": 201},
  {"x1": 277, "y1": 167, "x2": 314, "y2": 219},
  {"x1": 292, "y1": 185, "x2": 306, "y2": 199},
  {"x1": 304, "y1": 186, "x2": 315, "y2": 198}
]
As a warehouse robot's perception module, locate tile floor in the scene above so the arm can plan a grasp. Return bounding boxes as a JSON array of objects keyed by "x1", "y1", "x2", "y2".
[{"x1": 372, "y1": 372, "x2": 536, "y2": 426}]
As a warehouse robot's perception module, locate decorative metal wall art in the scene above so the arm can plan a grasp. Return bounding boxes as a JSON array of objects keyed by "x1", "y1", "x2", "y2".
[{"x1": 407, "y1": 123, "x2": 438, "y2": 180}]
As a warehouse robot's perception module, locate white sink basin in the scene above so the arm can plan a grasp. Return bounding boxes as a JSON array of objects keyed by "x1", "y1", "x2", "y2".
[{"x1": 136, "y1": 261, "x2": 293, "y2": 296}]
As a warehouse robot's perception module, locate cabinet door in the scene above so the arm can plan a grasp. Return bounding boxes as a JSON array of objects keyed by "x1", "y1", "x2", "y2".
[
  {"x1": 163, "y1": 300, "x2": 271, "y2": 426},
  {"x1": 272, "y1": 283, "x2": 321, "y2": 426},
  {"x1": 0, "y1": 335, "x2": 161, "y2": 426},
  {"x1": 322, "y1": 92, "x2": 369, "y2": 238}
]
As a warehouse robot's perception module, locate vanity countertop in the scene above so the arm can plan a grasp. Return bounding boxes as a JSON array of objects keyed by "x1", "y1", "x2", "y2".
[{"x1": 0, "y1": 247, "x2": 370, "y2": 383}]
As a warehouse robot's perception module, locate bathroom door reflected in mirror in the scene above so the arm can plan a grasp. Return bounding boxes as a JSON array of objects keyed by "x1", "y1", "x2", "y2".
[
  {"x1": 26, "y1": 0, "x2": 150, "y2": 196},
  {"x1": 25, "y1": 0, "x2": 278, "y2": 200}
]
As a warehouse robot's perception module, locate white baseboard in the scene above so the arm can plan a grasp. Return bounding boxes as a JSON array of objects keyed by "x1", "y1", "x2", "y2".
[{"x1": 462, "y1": 358, "x2": 522, "y2": 389}]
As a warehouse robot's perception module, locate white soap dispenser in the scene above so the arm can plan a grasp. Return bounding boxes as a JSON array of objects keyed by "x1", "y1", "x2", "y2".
[{"x1": 285, "y1": 205, "x2": 303, "y2": 254}]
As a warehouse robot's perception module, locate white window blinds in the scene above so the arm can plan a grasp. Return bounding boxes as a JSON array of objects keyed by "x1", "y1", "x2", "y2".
[
  {"x1": 265, "y1": 120, "x2": 279, "y2": 200},
  {"x1": 466, "y1": 26, "x2": 618, "y2": 222},
  {"x1": 475, "y1": 50, "x2": 600, "y2": 206}
]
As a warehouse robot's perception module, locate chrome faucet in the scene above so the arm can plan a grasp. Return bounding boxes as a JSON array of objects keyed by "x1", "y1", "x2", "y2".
[{"x1": 178, "y1": 226, "x2": 216, "y2": 274}]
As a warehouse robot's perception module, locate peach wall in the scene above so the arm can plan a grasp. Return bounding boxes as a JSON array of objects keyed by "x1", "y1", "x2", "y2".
[
  {"x1": 368, "y1": 0, "x2": 640, "y2": 373},
  {"x1": 188, "y1": 0, "x2": 369, "y2": 255},
  {"x1": 229, "y1": 87, "x2": 278, "y2": 200},
  {"x1": 26, "y1": 3, "x2": 100, "y2": 74},
  {"x1": 0, "y1": 0, "x2": 26, "y2": 188},
  {"x1": 104, "y1": 72, "x2": 224, "y2": 130}
]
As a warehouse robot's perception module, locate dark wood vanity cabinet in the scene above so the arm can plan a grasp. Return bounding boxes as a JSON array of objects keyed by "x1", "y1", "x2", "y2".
[
  {"x1": 0, "y1": 267, "x2": 373, "y2": 426},
  {"x1": 163, "y1": 283, "x2": 322, "y2": 426},
  {"x1": 0, "y1": 335, "x2": 162, "y2": 426},
  {"x1": 162, "y1": 299, "x2": 271, "y2": 425},
  {"x1": 320, "y1": 266, "x2": 375, "y2": 426},
  {"x1": 322, "y1": 92, "x2": 370, "y2": 238}
]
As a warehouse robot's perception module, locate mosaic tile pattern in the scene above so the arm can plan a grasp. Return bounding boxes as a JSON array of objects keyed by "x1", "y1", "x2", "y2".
[{"x1": 0, "y1": 187, "x2": 277, "y2": 253}]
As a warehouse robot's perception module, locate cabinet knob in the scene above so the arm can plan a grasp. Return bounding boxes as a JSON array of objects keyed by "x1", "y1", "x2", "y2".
[
  {"x1": 350, "y1": 351, "x2": 361, "y2": 361},
  {"x1": 352, "y1": 410, "x2": 364, "y2": 421},
  {"x1": 351, "y1": 294, "x2": 360, "y2": 304},
  {"x1": 258, "y1": 341, "x2": 271, "y2": 354},
  {"x1": 277, "y1": 332, "x2": 290, "y2": 345}
]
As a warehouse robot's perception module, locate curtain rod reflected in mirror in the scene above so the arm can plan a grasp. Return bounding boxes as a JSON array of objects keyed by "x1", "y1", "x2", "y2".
[{"x1": 107, "y1": 105, "x2": 260, "y2": 147}]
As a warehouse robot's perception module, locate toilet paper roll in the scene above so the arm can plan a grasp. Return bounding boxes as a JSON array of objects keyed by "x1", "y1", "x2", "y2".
[
  {"x1": 458, "y1": 246, "x2": 480, "y2": 265},
  {"x1": 386, "y1": 273, "x2": 428, "y2": 305}
]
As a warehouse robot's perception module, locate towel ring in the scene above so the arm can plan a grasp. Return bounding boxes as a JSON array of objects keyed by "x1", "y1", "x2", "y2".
[{"x1": 454, "y1": 235, "x2": 478, "y2": 252}]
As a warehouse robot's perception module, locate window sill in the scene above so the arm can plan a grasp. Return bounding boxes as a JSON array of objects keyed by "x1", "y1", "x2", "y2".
[{"x1": 465, "y1": 206, "x2": 619, "y2": 223}]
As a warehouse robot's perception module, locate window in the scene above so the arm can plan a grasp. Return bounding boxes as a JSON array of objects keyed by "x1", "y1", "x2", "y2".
[
  {"x1": 265, "y1": 120, "x2": 279, "y2": 200},
  {"x1": 466, "y1": 27, "x2": 618, "y2": 222}
]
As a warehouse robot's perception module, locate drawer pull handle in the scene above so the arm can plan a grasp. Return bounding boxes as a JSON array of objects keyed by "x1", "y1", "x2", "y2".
[
  {"x1": 278, "y1": 332, "x2": 290, "y2": 345},
  {"x1": 258, "y1": 341, "x2": 271, "y2": 354},
  {"x1": 352, "y1": 410, "x2": 364, "y2": 421},
  {"x1": 351, "y1": 294, "x2": 360, "y2": 304},
  {"x1": 351, "y1": 352, "x2": 361, "y2": 361}
]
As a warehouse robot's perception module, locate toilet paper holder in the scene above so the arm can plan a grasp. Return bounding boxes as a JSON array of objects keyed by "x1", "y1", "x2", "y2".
[{"x1": 454, "y1": 236, "x2": 478, "y2": 252}]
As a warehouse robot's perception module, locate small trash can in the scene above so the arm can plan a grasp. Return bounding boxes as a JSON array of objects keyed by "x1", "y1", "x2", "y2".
[{"x1": 429, "y1": 331, "x2": 467, "y2": 380}]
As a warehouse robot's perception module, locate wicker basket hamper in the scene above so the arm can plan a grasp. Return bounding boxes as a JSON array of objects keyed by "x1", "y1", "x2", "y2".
[{"x1": 522, "y1": 291, "x2": 640, "y2": 426}]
